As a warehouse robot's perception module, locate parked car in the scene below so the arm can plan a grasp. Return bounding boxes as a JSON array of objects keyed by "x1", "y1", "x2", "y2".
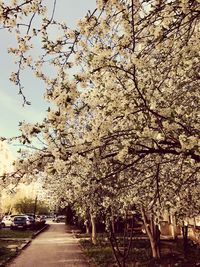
[
  {"x1": 38, "y1": 215, "x2": 46, "y2": 223},
  {"x1": 53, "y1": 215, "x2": 66, "y2": 223},
  {"x1": 27, "y1": 215, "x2": 35, "y2": 227},
  {"x1": 1, "y1": 215, "x2": 14, "y2": 228},
  {"x1": 34, "y1": 215, "x2": 44, "y2": 223},
  {"x1": 11, "y1": 215, "x2": 32, "y2": 230}
]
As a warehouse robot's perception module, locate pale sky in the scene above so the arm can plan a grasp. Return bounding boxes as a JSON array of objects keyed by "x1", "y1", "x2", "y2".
[{"x1": 0, "y1": 0, "x2": 96, "y2": 155}]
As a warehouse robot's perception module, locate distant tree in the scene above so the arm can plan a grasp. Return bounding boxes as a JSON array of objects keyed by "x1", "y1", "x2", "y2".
[{"x1": 13, "y1": 197, "x2": 49, "y2": 214}]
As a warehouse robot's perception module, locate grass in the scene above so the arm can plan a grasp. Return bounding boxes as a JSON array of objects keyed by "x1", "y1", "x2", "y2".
[
  {"x1": 79, "y1": 233, "x2": 200, "y2": 267},
  {"x1": 80, "y1": 239, "x2": 115, "y2": 267},
  {"x1": 0, "y1": 229, "x2": 34, "y2": 239},
  {"x1": 0, "y1": 246, "x2": 17, "y2": 263},
  {"x1": 0, "y1": 239, "x2": 26, "y2": 264}
]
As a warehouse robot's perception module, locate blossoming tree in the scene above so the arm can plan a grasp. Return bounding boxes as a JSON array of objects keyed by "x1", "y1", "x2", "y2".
[{"x1": 0, "y1": 0, "x2": 200, "y2": 262}]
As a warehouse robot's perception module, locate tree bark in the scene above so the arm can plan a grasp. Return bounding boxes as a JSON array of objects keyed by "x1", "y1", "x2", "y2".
[
  {"x1": 193, "y1": 217, "x2": 196, "y2": 230},
  {"x1": 90, "y1": 214, "x2": 97, "y2": 245},
  {"x1": 182, "y1": 224, "x2": 188, "y2": 251},
  {"x1": 141, "y1": 208, "x2": 161, "y2": 259},
  {"x1": 171, "y1": 214, "x2": 178, "y2": 239},
  {"x1": 84, "y1": 218, "x2": 90, "y2": 234},
  {"x1": 111, "y1": 209, "x2": 115, "y2": 234},
  {"x1": 86, "y1": 223, "x2": 90, "y2": 234}
]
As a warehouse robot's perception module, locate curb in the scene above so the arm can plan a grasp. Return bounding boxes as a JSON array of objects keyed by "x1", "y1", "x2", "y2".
[
  {"x1": 32, "y1": 224, "x2": 49, "y2": 239},
  {"x1": 19, "y1": 239, "x2": 32, "y2": 250}
]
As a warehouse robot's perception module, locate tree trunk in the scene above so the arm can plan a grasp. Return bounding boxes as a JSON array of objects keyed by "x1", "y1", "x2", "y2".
[
  {"x1": 111, "y1": 209, "x2": 115, "y2": 234},
  {"x1": 171, "y1": 214, "x2": 178, "y2": 239},
  {"x1": 85, "y1": 219, "x2": 90, "y2": 234},
  {"x1": 141, "y1": 208, "x2": 161, "y2": 259},
  {"x1": 86, "y1": 224, "x2": 90, "y2": 234},
  {"x1": 193, "y1": 217, "x2": 196, "y2": 230},
  {"x1": 182, "y1": 224, "x2": 188, "y2": 252},
  {"x1": 90, "y1": 214, "x2": 97, "y2": 245},
  {"x1": 150, "y1": 236, "x2": 160, "y2": 259},
  {"x1": 33, "y1": 196, "x2": 38, "y2": 220}
]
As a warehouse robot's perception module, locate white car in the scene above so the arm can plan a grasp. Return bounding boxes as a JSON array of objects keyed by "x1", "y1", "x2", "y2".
[
  {"x1": 1, "y1": 215, "x2": 14, "y2": 228},
  {"x1": 53, "y1": 215, "x2": 66, "y2": 223}
]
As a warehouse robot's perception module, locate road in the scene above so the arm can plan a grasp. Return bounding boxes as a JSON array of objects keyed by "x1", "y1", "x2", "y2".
[{"x1": 7, "y1": 223, "x2": 90, "y2": 267}]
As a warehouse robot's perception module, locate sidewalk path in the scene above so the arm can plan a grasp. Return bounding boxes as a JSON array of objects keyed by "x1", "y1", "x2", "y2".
[{"x1": 7, "y1": 223, "x2": 90, "y2": 267}]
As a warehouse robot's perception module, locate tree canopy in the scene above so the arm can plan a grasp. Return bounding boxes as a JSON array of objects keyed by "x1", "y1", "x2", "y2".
[{"x1": 0, "y1": 0, "x2": 200, "y2": 260}]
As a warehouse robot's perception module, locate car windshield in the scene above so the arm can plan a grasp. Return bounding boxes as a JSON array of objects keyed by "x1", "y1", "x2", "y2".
[
  {"x1": 14, "y1": 217, "x2": 26, "y2": 221},
  {"x1": 3, "y1": 216, "x2": 11, "y2": 220}
]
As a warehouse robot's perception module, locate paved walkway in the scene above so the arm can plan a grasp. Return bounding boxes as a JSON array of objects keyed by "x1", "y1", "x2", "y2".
[{"x1": 8, "y1": 223, "x2": 90, "y2": 267}]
